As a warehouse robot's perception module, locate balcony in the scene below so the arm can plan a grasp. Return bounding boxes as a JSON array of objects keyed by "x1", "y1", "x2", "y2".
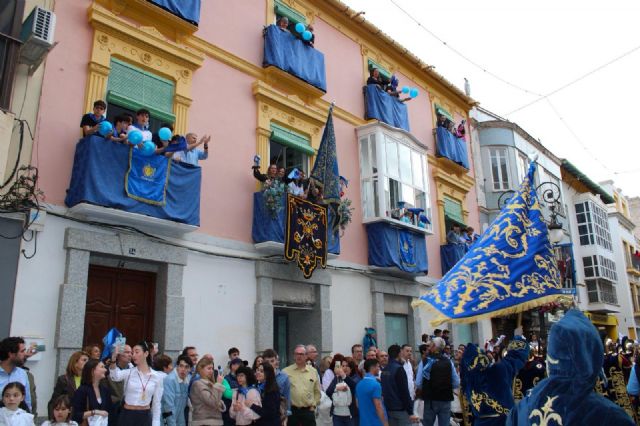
[
  {"x1": 553, "y1": 243, "x2": 576, "y2": 295},
  {"x1": 365, "y1": 219, "x2": 428, "y2": 276},
  {"x1": 0, "y1": 33, "x2": 22, "y2": 110},
  {"x1": 263, "y1": 24, "x2": 326, "y2": 94},
  {"x1": 252, "y1": 192, "x2": 340, "y2": 256},
  {"x1": 440, "y1": 243, "x2": 466, "y2": 275},
  {"x1": 435, "y1": 127, "x2": 469, "y2": 170},
  {"x1": 363, "y1": 85, "x2": 410, "y2": 132},
  {"x1": 65, "y1": 136, "x2": 200, "y2": 236}
]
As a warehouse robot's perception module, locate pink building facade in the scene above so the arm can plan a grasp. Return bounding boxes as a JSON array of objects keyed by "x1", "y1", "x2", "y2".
[{"x1": 6, "y1": 0, "x2": 480, "y2": 408}]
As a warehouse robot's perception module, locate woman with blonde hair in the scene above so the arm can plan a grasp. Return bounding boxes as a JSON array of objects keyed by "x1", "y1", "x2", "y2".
[
  {"x1": 47, "y1": 351, "x2": 89, "y2": 417},
  {"x1": 190, "y1": 357, "x2": 227, "y2": 426}
]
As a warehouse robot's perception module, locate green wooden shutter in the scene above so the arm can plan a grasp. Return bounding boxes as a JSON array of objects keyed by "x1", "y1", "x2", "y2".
[
  {"x1": 274, "y1": 0, "x2": 307, "y2": 25},
  {"x1": 106, "y1": 58, "x2": 176, "y2": 123},
  {"x1": 434, "y1": 104, "x2": 454, "y2": 122},
  {"x1": 367, "y1": 59, "x2": 391, "y2": 81},
  {"x1": 270, "y1": 123, "x2": 315, "y2": 155},
  {"x1": 444, "y1": 196, "x2": 465, "y2": 225}
]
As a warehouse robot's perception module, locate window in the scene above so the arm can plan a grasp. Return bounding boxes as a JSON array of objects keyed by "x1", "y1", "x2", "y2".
[
  {"x1": 269, "y1": 122, "x2": 313, "y2": 174},
  {"x1": 385, "y1": 314, "x2": 408, "y2": 346},
  {"x1": 489, "y1": 148, "x2": 509, "y2": 190},
  {"x1": 367, "y1": 59, "x2": 391, "y2": 81},
  {"x1": 106, "y1": 58, "x2": 176, "y2": 131},
  {"x1": 582, "y1": 255, "x2": 617, "y2": 281},
  {"x1": 516, "y1": 152, "x2": 528, "y2": 183},
  {"x1": 274, "y1": 0, "x2": 306, "y2": 30},
  {"x1": 575, "y1": 201, "x2": 612, "y2": 250},
  {"x1": 0, "y1": 0, "x2": 24, "y2": 111},
  {"x1": 358, "y1": 128, "x2": 432, "y2": 232},
  {"x1": 586, "y1": 278, "x2": 618, "y2": 304}
]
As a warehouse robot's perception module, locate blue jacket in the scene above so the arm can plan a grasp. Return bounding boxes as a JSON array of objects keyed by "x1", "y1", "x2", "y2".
[
  {"x1": 275, "y1": 369, "x2": 291, "y2": 413},
  {"x1": 507, "y1": 310, "x2": 635, "y2": 426},
  {"x1": 461, "y1": 336, "x2": 528, "y2": 426},
  {"x1": 380, "y1": 359, "x2": 412, "y2": 414},
  {"x1": 162, "y1": 369, "x2": 189, "y2": 426}
]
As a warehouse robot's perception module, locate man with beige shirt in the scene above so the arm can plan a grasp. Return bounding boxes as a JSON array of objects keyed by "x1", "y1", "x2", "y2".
[{"x1": 283, "y1": 345, "x2": 321, "y2": 426}]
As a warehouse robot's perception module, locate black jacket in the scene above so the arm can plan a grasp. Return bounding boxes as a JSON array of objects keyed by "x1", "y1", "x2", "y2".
[
  {"x1": 71, "y1": 384, "x2": 114, "y2": 424},
  {"x1": 251, "y1": 390, "x2": 280, "y2": 426}
]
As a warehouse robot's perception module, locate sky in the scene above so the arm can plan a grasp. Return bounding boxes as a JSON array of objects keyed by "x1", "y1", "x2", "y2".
[{"x1": 341, "y1": 0, "x2": 640, "y2": 197}]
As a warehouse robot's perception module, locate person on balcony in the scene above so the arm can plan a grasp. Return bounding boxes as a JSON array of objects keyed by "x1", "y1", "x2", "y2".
[
  {"x1": 464, "y1": 226, "x2": 480, "y2": 247},
  {"x1": 446, "y1": 224, "x2": 465, "y2": 245},
  {"x1": 128, "y1": 109, "x2": 153, "y2": 142},
  {"x1": 80, "y1": 100, "x2": 107, "y2": 137},
  {"x1": 436, "y1": 113, "x2": 449, "y2": 129},
  {"x1": 252, "y1": 163, "x2": 279, "y2": 184},
  {"x1": 366, "y1": 68, "x2": 390, "y2": 91},
  {"x1": 173, "y1": 133, "x2": 211, "y2": 167},
  {"x1": 108, "y1": 114, "x2": 132, "y2": 144},
  {"x1": 277, "y1": 16, "x2": 290, "y2": 32},
  {"x1": 287, "y1": 169, "x2": 306, "y2": 197},
  {"x1": 303, "y1": 24, "x2": 315, "y2": 47}
]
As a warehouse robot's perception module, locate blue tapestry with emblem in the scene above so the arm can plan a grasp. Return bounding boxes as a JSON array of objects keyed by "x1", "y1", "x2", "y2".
[
  {"x1": 415, "y1": 162, "x2": 563, "y2": 325},
  {"x1": 125, "y1": 148, "x2": 171, "y2": 205},
  {"x1": 284, "y1": 194, "x2": 328, "y2": 279}
]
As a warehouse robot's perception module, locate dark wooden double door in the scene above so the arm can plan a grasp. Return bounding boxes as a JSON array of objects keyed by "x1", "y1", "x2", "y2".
[{"x1": 83, "y1": 265, "x2": 156, "y2": 348}]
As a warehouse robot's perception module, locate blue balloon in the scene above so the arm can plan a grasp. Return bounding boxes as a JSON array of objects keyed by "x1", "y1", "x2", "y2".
[
  {"x1": 128, "y1": 130, "x2": 143, "y2": 145},
  {"x1": 410, "y1": 88, "x2": 419, "y2": 98},
  {"x1": 158, "y1": 127, "x2": 172, "y2": 141},
  {"x1": 302, "y1": 30, "x2": 312, "y2": 41},
  {"x1": 401, "y1": 86, "x2": 410, "y2": 94},
  {"x1": 140, "y1": 140, "x2": 156, "y2": 156},
  {"x1": 98, "y1": 121, "x2": 113, "y2": 136},
  {"x1": 295, "y1": 22, "x2": 305, "y2": 33}
]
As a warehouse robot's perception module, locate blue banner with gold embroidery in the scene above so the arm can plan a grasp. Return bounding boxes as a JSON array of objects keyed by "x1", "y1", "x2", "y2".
[
  {"x1": 415, "y1": 162, "x2": 563, "y2": 326},
  {"x1": 284, "y1": 194, "x2": 328, "y2": 279},
  {"x1": 125, "y1": 148, "x2": 171, "y2": 205},
  {"x1": 310, "y1": 105, "x2": 340, "y2": 204}
]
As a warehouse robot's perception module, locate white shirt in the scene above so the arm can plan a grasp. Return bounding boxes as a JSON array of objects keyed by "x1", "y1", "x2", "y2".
[
  {"x1": 0, "y1": 407, "x2": 34, "y2": 426},
  {"x1": 41, "y1": 422, "x2": 78, "y2": 426},
  {"x1": 110, "y1": 366, "x2": 164, "y2": 426},
  {"x1": 404, "y1": 360, "x2": 416, "y2": 400},
  {"x1": 321, "y1": 369, "x2": 335, "y2": 392}
]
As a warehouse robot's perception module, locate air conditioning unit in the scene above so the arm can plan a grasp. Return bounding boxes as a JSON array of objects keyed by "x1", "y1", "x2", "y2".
[{"x1": 19, "y1": 6, "x2": 56, "y2": 74}]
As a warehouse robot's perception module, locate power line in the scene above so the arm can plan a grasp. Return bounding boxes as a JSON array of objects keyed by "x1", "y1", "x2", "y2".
[
  {"x1": 387, "y1": 0, "x2": 543, "y2": 97},
  {"x1": 508, "y1": 44, "x2": 640, "y2": 115}
]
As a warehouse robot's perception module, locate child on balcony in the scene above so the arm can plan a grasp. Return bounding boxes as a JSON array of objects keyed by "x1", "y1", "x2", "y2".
[
  {"x1": 108, "y1": 114, "x2": 132, "y2": 143},
  {"x1": 127, "y1": 108, "x2": 153, "y2": 142},
  {"x1": 80, "y1": 100, "x2": 107, "y2": 137}
]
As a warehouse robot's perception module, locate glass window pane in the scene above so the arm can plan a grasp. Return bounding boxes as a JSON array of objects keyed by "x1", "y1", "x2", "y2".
[
  {"x1": 491, "y1": 152, "x2": 500, "y2": 190},
  {"x1": 398, "y1": 143, "x2": 412, "y2": 184},
  {"x1": 360, "y1": 138, "x2": 370, "y2": 177},
  {"x1": 385, "y1": 315, "x2": 408, "y2": 347},
  {"x1": 412, "y1": 151, "x2": 423, "y2": 189},
  {"x1": 402, "y1": 183, "x2": 415, "y2": 206},
  {"x1": 386, "y1": 139, "x2": 399, "y2": 179},
  {"x1": 500, "y1": 152, "x2": 509, "y2": 188},
  {"x1": 370, "y1": 134, "x2": 378, "y2": 175},
  {"x1": 575, "y1": 203, "x2": 584, "y2": 213},
  {"x1": 415, "y1": 190, "x2": 426, "y2": 210},
  {"x1": 362, "y1": 179, "x2": 374, "y2": 219},
  {"x1": 389, "y1": 178, "x2": 401, "y2": 213}
]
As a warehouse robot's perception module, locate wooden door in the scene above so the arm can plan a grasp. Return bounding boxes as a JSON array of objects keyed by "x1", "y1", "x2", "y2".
[{"x1": 84, "y1": 265, "x2": 156, "y2": 348}]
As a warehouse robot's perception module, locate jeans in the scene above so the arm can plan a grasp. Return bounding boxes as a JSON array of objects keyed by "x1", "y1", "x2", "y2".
[
  {"x1": 332, "y1": 415, "x2": 354, "y2": 426},
  {"x1": 388, "y1": 410, "x2": 411, "y2": 426},
  {"x1": 422, "y1": 400, "x2": 451, "y2": 426}
]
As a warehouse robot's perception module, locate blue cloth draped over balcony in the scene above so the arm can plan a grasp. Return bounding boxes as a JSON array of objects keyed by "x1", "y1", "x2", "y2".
[
  {"x1": 263, "y1": 24, "x2": 327, "y2": 92},
  {"x1": 366, "y1": 221, "x2": 427, "y2": 274},
  {"x1": 440, "y1": 244, "x2": 467, "y2": 275},
  {"x1": 65, "y1": 136, "x2": 201, "y2": 225},
  {"x1": 252, "y1": 192, "x2": 340, "y2": 254},
  {"x1": 435, "y1": 126, "x2": 469, "y2": 169},
  {"x1": 363, "y1": 85, "x2": 410, "y2": 132},
  {"x1": 148, "y1": 0, "x2": 201, "y2": 25}
]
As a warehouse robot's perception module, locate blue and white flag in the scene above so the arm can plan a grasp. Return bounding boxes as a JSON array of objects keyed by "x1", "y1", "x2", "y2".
[
  {"x1": 414, "y1": 162, "x2": 563, "y2": 326},
  {"x1": 125, "y1": 148, "x2": 171, "y2": 205}
]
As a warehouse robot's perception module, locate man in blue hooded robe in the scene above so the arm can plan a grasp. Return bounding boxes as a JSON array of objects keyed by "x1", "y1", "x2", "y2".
[
  {"x1": 461, "y1": 334, "x2": 529, "y2": 426},
  {"x1": 507, "y1": 309, "x2": 634, "y2": 426}
]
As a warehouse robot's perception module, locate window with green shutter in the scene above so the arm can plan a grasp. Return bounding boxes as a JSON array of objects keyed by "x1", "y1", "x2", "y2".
[
  {"x1": 274, "y1": 0, "x2": 306, "y2": 26},
  {"x1": 269, "y1": 122, "x2": 313, "y2": 173},
  {"x1": 106, "y1": 58, "x2": 176, "y2": 124},
  {"x1": 367, "y1": 59, "x2": 391, "y2": 81},
  {"x1": 444, "y1": 195, "x2": 465, "y2": 226}
]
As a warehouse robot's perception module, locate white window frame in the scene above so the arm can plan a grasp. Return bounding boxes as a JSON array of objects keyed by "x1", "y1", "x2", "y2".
[
  {"x1": 357, "y1": 124, "x2": 432, "y2": 234},
  {"x1": 575, "y1": 200, "x2": 612, "y2": 251},
  {"x1": 489, "y1": 147, "x2": 510, "y2": 191}
]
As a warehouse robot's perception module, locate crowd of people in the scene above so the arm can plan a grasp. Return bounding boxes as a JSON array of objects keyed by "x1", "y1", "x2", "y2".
[
  {"x1": 251, "y1": 161, "x2": 324, "y2": 205},
  {"x1": 80, "y1": 100, "x2": 211, "y2": 168},
  {"x1": 2, "y1": 310, "x2": 640, "y2": 426}
]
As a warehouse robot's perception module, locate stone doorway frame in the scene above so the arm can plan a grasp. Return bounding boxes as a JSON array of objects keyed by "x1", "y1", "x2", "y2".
[{"x1": 55, "y1": 227, "x2": 187, "y2": 374}]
